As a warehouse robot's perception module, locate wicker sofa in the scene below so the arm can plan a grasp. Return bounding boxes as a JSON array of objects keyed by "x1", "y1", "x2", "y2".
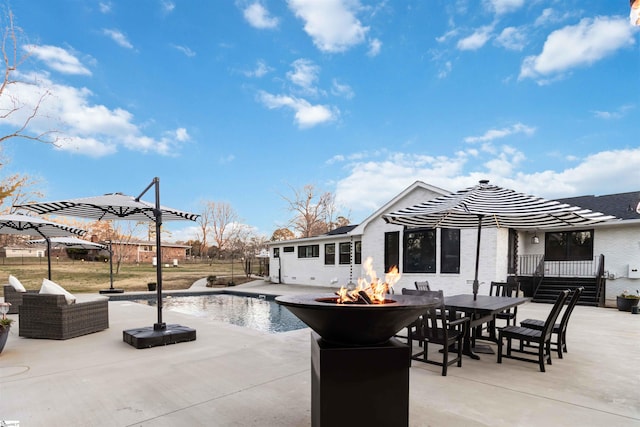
[
  {"x1": 19, "y1": 293, "x2": 109, "y2": 340},
  {"x1": 3, "y1": 285, "x2": 39, "y2": 314}
]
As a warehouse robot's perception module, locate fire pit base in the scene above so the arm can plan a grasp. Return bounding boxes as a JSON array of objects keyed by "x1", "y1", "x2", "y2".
[{"x1": 311, "y1": 331, "x2": 410, "y2": 427}]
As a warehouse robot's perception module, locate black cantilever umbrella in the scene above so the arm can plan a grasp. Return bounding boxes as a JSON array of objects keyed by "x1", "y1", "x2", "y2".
[
  {"x1": 382, "y1": 180, "x2": 616, "y2": 300},
  {"x1": 15, "y1": 177, "x2": 200, "y2": 348},
  {"x1": 0, "y1": 214, "x2": 86, "y2": 280}
]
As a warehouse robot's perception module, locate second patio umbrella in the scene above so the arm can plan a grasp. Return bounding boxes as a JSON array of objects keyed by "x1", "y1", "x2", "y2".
[
  {"x1": 27, "y1": 237, "x2": 110, "y2": 286},
  {"x1": 15, "y1": 177, "x2": 200, "y2": 348},
  {"x1": 0, "y1": 214, "x2": 86, "y2": 280},
  {"x1": 382, "y1": 180, "x2": 616, "y2": 300}
]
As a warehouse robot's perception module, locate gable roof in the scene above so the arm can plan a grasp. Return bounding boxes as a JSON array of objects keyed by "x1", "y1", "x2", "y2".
[{"x1": 555, "y1": 191, "x2": 640, "y2": 221}]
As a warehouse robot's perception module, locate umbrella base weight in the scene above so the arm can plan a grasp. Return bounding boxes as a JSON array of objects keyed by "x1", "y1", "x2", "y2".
[
  {"x1": 99, "y1": 288, "x2": 125, "y2": 294},
  {"x1": 123, "y1": 324, "x2": 196, "y2": 349}
]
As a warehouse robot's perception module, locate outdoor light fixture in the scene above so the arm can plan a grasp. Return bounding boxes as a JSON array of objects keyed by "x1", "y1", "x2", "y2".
[{"x1": 531, "y1": 232, "x2": 540, "y2": 244}]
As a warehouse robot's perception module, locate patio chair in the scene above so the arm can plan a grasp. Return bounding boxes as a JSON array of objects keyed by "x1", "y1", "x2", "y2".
[
  {"x1": 519, "y1": 287, "x2": 584, "y2": 359},
  {"x1": 491, "y1": 280, "x2": 521, "y2": 326},
  {"x1": 414, "y1": 281, "x2": 430, "y2": 291},
  {"x1": 3, "y1": 285, "x2": 38, "y2": 314},
  {"x1": 19, "y1": 293, "x2": 109, "y2": 340},
  {"x1": 406, "y1": 289, "x2": 469, "y2": 376},
  {"x1": 497, "y1": 290, "x2": 569, "y2": 372}
]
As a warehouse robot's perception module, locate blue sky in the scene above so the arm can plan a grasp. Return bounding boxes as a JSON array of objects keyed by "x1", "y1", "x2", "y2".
[{"x1": 1, "y1": 0, "x2": 638, "y2": 242}]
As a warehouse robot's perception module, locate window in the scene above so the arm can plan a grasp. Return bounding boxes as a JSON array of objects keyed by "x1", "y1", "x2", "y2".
[
  {"x1": 545, "y1": 230, "x2": 593, "y2": 261},
  {"x1": 440, "y1": 228, "x2": 460, "y2": 274},
  {"x1": 273, "y1": 248, "x2": 280, "y2": 258},
  {"x1": 403, "y1": 228, "x2": 436, "y2": 273},
  {"x1": 354, "y1": 241, "x2": 362, "y2": 264},
  {"x1": 298, "y1": 244, "x2": 319, "y2": 258},
  {"x1": 339, "y1": 242, "x2": 351, "y2": 264},
  {"x1": 385, "y1": 232, "x2": 399, "y2": 273},
  {"x1": 283, "y1": 246, "x2": 294, "y2": 253},
  {"x1": 324, "y1": 244, "x2": 335, "y2": 265}
]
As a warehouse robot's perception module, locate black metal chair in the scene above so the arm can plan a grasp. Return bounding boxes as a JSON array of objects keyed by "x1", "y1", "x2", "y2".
[
  {"x1": 414, "y1": 281, "x2": 430, "y2": 291},
  {"x1": 519, "y1": 287, "x2": 584, "y2": 359},
  {"x1": 405, "y1": 289, "x2": 469, "y2": 376},
  {"x1": 497, "y1": 290, "x2": 569, "y2": 372}
]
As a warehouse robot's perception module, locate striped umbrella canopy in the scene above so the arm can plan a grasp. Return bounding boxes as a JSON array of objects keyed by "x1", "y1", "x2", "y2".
[
  {"x1": 27, "y1": 236, "x2": 107, "y2": 250},
  {"x1": 0, "y1": 213, "x2": 86, "y2": 280},
  {"x1": 14, "y1": 178, "x2": 199, "y2": 335},
  {"x1": 382, "y1": 180, "x2": 617, "y2": 299},
  {"x1": 14, "y1": 192, "x2": 199, "y2": 222}
]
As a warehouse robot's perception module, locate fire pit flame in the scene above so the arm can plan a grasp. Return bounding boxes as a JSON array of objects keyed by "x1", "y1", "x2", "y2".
[{"x1": 335, "y1": 258, "x2": 400, "y2": 304}]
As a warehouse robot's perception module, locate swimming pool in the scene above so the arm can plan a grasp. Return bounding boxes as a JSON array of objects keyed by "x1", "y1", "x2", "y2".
[{"x1": 133, "y1": 294, "x2": 308, "y2": 334}]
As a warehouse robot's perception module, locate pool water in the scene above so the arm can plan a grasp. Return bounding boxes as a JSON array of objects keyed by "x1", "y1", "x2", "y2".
[{"x1": 134, "y1": 294, "x2": 307, "y2": 334}]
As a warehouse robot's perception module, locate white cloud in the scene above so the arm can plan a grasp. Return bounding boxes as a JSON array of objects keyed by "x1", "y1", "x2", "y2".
[
  {"x1": 592, "y1": 104, "x2": 634, "y2": 120},
  {"x1": 257, "y1": 91, "x2": 338, "y2": 128},
  {"x1": 162, "y1": 1, "x2": 175, "y2": 13},
  {"x1": 288, "y1": 0, "x2": 369, "y2": 53},
  {"x1": 495, "y1": 26, "x2": 526, "y2": 51},
  {"x1": 0, "y1": 71, "x2": 189, "y2": 157},
  {"x1": 519, "y1": 17, "x2": 634, "y2": 82},
  {"x1": 457, "y1": 25, "x2": 493, "y2": 50},
  {"x1": 99, "y1": 2, "x2": 112, "y2": 13},
  {"x1": 287, "y1": 59, "x2": 320, "y2": 94},
  {"x1": 332, "y1": 146, "x2": 640, "y2": 222},
  {"x1": 26, "y1": 45, "x2": 91, "y2": 75},
  {"x1": 171, "y1": 44, "x2": 196, "y2": 57},
  {"x1": 464, "y1": 123, "x2": 536, "y2": 143},
  {"x1": 331, "y1": 79, "x2": 354, "y2": 99},
  {"x1": 244, "y1": 59, "x2": 273, "y2": 78},
  {"x1": 102, "y1": 29, "x2": 134, "y2": 49},
  {"x1": 484, "y1": 0, "x2": 525, "y2": 15},
  {"x1": 367, "y1": 38, "x2": 382, "y2": 57},
  {"x1": 243, "y1": 2, "x2": 279, "y2": 29}
]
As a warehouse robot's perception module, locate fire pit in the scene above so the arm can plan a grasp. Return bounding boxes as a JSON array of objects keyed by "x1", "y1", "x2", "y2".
[
  {"x1": 275, "y1": 293, "x2": 433, "y2": 346},
  {"x1": 276, "y1": 291, "x2": 438, "y2": 427}
]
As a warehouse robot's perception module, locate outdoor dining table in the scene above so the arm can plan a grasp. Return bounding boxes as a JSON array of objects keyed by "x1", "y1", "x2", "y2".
[{"x1": 444, "y1": 294, "x2": 530, "y2": 360}]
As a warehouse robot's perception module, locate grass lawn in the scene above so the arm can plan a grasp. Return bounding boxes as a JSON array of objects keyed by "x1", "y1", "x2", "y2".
[{"x1": 0, "y1": 258, "x2": 255, "y2": 293}]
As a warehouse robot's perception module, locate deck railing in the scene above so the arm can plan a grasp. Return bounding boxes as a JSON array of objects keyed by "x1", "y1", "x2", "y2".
[{"x1": 518, "y1": 255, "x2": 601, "y2": 278}]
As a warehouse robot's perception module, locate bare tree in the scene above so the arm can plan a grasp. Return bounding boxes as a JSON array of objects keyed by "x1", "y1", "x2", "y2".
[
  {"x1": 195, "y1": 201, "x2": 211, "y2": 259},
  {"x1": 281, "y1": 183, "x2": 349, "y2": 238},
  {"x1": 200, "y1": 201, "x2": 242, "y2": 255},
  {"x1": 0, "y1": 8, "x2": 56, "y2": 145}
]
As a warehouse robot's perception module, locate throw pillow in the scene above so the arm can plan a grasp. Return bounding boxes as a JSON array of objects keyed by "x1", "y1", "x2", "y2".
[
  {"x1": 40, "y1": 279, "x2": 76, "y2": 304},
  {"x1": 8, "y1": 275, "x2": 27, "y2": 292}
]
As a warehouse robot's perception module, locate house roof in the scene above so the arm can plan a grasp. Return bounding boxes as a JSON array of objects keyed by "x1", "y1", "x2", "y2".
[
  {"x1": 325, "y1": 225, "x2": 358, "y2": 235},
  {"x1": 555, "y1": 191, "x2": 640, "y2": 221}
]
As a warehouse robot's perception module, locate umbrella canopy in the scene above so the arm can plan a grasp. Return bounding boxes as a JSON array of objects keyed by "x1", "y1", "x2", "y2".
[
  {"x1": 14, "y1": 177, "x2": 200, "y2": 344},
  {"x1": 382, "y1": 180, "x2": 617, "y2": 299},
  {"x1": 14, "y1": 192, "x2": 199, "y2": 222},
  {"x1": 27, "y1": 236, "x2": 107, "y2": 250},
  {"x1": 0, "y1": 213, "x2": 86, "y2": 280},
  {"x1": 26, "y1": 236, "x2": 108, "y2": 282}
]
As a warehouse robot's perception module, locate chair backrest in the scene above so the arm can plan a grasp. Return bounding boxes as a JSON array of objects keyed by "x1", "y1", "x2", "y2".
[
  {"x1": 402, "y1": 288, "x2": 446, "y2": 339},
  {"x1": 414, "y1": 281, "x2": 430, "y2": 291},
  {"x1": 489, "y1": 281, "x2": 508, "y2": 296},
  {"x1": 558, "y1": 287, "x2": 584, "y2": 330},
  {"x1": 542, "y1": 290, "x2": 570, "y2": 340}
]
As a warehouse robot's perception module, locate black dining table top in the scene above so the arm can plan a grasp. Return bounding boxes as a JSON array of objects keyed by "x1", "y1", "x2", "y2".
[{"x1": 444, "y1": 294, "x2": 529, "y2": 313}]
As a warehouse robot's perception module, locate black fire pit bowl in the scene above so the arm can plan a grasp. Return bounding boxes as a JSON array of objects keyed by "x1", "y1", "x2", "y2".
[{"x1": 275, "y1": 293, "x2": 435, "y2": 346}]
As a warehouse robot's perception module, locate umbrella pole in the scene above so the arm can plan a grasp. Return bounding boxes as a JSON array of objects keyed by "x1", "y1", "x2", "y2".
[
  {"x1": 153, "y1": 178, "x2": 165, "y2": 330},
  {"x1": 46, "y1": 237, "x2": 52, "y2": 280},
  {"x1": 473, "y1": 215, "x2": 483, "y2": 301},
  {"x1": 108, "y1": 241, "x2": 114, "y2": 290}
]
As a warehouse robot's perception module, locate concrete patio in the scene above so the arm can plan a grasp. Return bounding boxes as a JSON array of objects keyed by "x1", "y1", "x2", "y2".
[{"x1": 1, "y1": 280, "x2": 639, "y2": 426}]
